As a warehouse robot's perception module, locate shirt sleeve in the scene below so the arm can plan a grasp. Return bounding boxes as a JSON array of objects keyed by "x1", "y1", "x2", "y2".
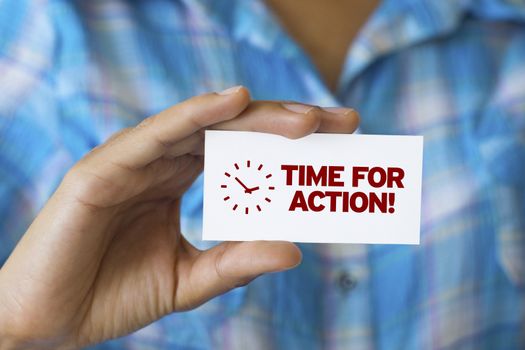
[{"x1": 0, "y1": 0, "x2": 65, "y2": 263}]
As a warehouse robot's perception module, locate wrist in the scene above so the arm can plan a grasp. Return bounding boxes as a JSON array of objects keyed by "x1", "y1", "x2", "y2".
[
  {"x1": 0, "y1": 336, "x2": 78, "y2": 350},
  {"x1": 0, "y1": 337, "x2": 18, "y2": 350},
  {"x1": 0, "y1": 334, "x2": 35, "y2": 350},
  {"x1": 0, "y1": 310, "x2": 77, "y2": 350},
  {"x1": 0, "y1": 279, "x2": 78, "y2": 350}
]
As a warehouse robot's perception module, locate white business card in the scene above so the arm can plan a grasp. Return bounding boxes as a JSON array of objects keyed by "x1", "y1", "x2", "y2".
[{"x1": 202, "y1": 130, "x2": 423, "y2": 244}]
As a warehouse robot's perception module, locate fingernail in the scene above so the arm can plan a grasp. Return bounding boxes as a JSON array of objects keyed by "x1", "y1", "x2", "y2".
[
  {"x1": 282, "y1": 102, "x2": 316, "y2": 114},
  {"x1": 218, "y1": 85, "x2": 243, "y2": 95},
  {"x1": 322, "y1": 107, "x2": 356, "y2": 115}
]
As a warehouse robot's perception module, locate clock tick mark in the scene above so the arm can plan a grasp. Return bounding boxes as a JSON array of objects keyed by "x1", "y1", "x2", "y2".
[
  {"x1": 257, "y1": 164, "x2": 263, "y2": 171},
  {"x1": 265, "y1": 173, "x2": 272, "y2": 179},
  {"x1": 265, "y1": 197, "x2": 271, "y2": 203},
  {"x1": 221, "y1": 184, "x2": 227, "y2": 188},
  {"x1": 224, "y1": 196, "x2": 230, "y2": 201},
  {"x1": 268, "y1": 186, "x2": 275, "y2": 190},
  {"x1": 256, "y1": 205, "x2": 261, "y2": 211},
  {"x1": 247, "y1": 160, "x2": 251, "y2": 168},
  {"x1": 224, "y1": 172, "x2": 231, "y2": 177},
  {"x1": 233, "y1": 204, "x2": 238, "y2": 211},
  {"x1": 234, "y1": 163, "x2": 239, "y2": 170},
  {"x1": 245, "y1": 207, "x2": 249, "y2": 214}
]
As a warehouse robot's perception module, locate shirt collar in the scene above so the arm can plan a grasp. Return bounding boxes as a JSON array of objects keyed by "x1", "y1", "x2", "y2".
[
  {"x1": 183, "y1": 0, "x2": 303, "y2": 58},
  {"x1": 183, "y1": 0, "x2": 525, "y2": 93},
  {"x1": 339, "y1": 0, "x2": 470, "y2": 87}
]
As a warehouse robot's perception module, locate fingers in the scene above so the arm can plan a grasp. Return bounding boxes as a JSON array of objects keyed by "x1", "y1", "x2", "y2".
[
  {"x1": 164, "y1": 102, "x2": 358, "y2": 158},
  {"x1": 174, "y1": 241, "x2": 302, "y2": 310},
  {"x1": 84, "y1": 86, "x2": 250, "y2": 170},
  {"x1": 61, "y1": 90, "x2": 359, "y2": 208},
  {"x1": 317, "y1": 106, "x2": 360, "y2": 133},
  {"x1": 212, "y1": 101, "x2": 358, "y2": 139},
  {"x1": 212, "y1": 101, "x2": 322, "y2": 139},
  {"x1": 60, "y1": 87, "x2": 249, "y2": 207},
  {"x1": 164, "y1": 132, "x2": 205, "y2": 159}
]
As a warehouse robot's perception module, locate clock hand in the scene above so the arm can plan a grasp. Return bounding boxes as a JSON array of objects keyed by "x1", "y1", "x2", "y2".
[
  {"x1": 247, "y1": 186, "x2": 260, "y2": 192},
  {"x1": 234, "y1": 177, "x2": 251, "y2": 192}
]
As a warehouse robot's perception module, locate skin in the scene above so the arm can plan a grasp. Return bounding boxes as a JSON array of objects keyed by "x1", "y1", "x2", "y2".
[
  {"x1": 266, "y1": 0, "x2": 380, "y2": 90},
  {"x1": 0, "y1": 87, "x2": 359, "y2": 349}
]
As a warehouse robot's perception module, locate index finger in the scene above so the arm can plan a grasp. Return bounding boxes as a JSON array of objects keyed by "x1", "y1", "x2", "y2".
[{"x1": 85, "y1": 86, "x2": 250, "y2": 170}]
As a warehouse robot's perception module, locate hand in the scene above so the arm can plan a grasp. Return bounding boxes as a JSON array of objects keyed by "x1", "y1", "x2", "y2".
[{"x1": 0, "y1": 88, "x2": 359, "y2": 349}]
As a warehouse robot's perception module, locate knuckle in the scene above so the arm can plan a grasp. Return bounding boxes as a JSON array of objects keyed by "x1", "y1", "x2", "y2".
[
  {"x1": 137, "y1": 113, "x2": 178, "y2": 150},
  {"x1": 285, "y1": 109, "x2": 322, "y2": 139},
  {"x1": 213, "y1": 245, "x2": 229, "y2": 282},
  {"x1": 212, "y1": 243, "x2": 256, "y2": 290},
  {"x1": 62, "y1": 169, "x2": 94, "y2": 199},
  {"x1": 105, "y1": 127, "x2": 132, "y2": 144},
  {"x1": 189, "y1": 92, "x2": 216, "y2": 104},
  {"x1": 136, "y1": 114, "x2": 157, "y2": 130},
  {"x1": 62, "y1": 163, "x2": 84, "y2": 185},
  {"x1": 61, "y1": 166, "x2": 118, "y2": 209},
  {"x1": 233, "y1": 275, "x2": 257, "y2": 288}
]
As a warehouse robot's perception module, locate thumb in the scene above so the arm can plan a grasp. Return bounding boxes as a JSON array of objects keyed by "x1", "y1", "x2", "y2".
[{"x1": 175, "y1": 241, "x2": 302, "y2": 310}]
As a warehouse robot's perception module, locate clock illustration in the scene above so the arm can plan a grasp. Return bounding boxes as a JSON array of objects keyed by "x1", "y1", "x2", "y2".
[{"x1": 221, "y1": 160, "x2": 275, "y2": 214}]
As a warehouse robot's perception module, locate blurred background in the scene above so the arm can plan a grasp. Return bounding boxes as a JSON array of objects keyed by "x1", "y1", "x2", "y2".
[{"x1": 0, "y1": 0, "x2": 524, "y2": 349}]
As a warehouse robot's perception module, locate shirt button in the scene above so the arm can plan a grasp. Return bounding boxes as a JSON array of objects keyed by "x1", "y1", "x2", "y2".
[{"x1": 337, "y1": 270, "x2": 357, "y2": 293}]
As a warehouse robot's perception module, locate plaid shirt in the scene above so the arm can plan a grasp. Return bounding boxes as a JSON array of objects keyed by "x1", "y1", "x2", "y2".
[{"x1": 1, "y1": 0, "x2": 524, "y2": 349}]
